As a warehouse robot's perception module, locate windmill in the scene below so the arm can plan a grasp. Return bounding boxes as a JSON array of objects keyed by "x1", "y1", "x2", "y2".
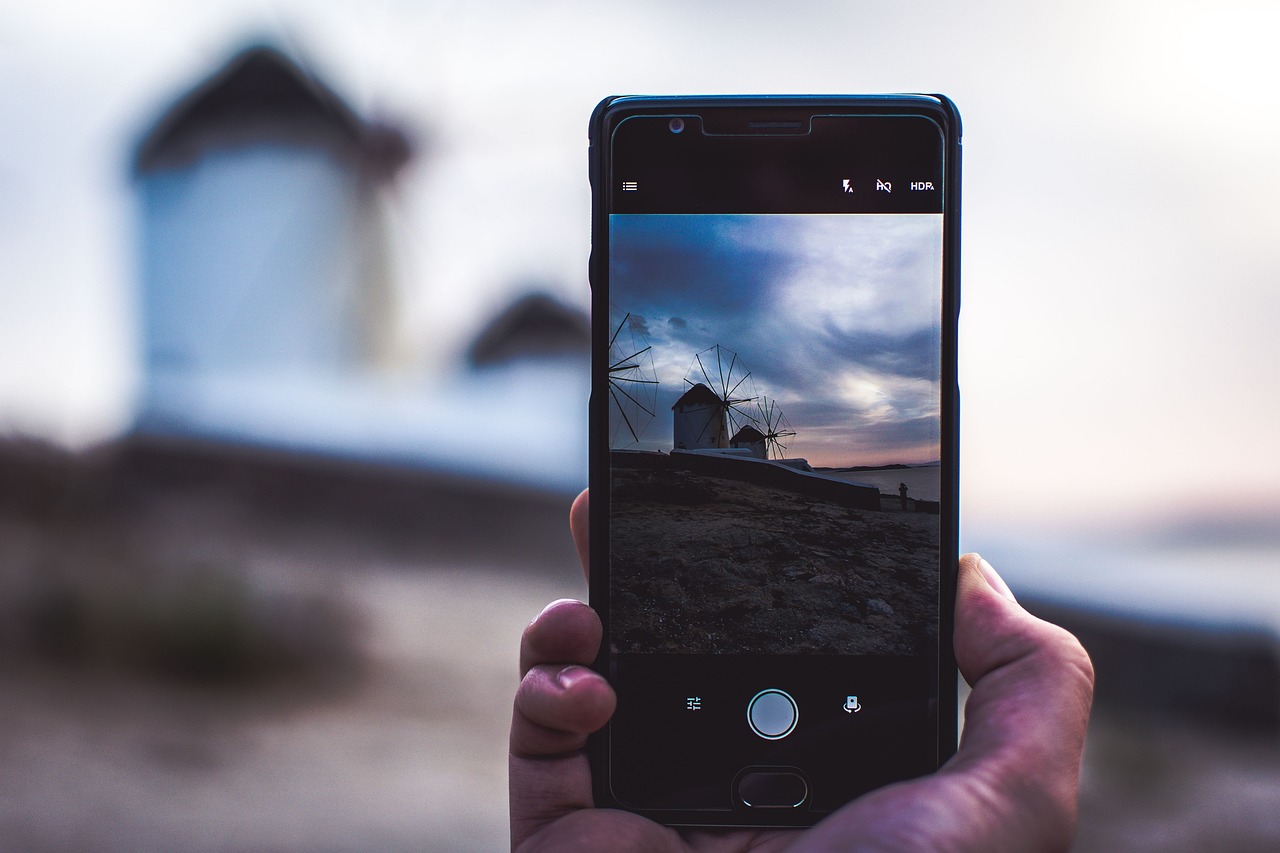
[
  {"x1": 608, "y1": 309, "x2": 659, "y2": 447},
  {"x1": 755, "y1": 396, "x2": 797, "y2": 459},
  {"x1": 672, "y1": 344, "x2": 758, "y2": 450}
]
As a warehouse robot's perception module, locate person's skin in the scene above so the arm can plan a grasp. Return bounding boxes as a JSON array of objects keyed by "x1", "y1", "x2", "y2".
[{"x1": 511, "y1": 491, "x2": 1094, "y2": 852}]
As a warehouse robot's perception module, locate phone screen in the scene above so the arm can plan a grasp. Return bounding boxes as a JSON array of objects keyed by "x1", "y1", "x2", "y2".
[{"x1": 591, "y1": 99, "x2": 958, "y2": 825}]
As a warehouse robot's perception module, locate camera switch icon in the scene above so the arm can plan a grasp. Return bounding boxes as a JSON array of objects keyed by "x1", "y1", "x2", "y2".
[{"x1": 843, "y1": 695, "x2": 861, "y2": 713}]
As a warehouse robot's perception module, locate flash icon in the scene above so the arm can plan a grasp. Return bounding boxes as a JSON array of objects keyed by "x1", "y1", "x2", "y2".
[{"x1": 841, "y1": 178, "x2": 854, "y2": 193}]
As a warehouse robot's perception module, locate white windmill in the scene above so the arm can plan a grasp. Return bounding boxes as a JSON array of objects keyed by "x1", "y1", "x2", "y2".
[{"x1": 672, "y1": 344, "x2": 757, "y2": 451}]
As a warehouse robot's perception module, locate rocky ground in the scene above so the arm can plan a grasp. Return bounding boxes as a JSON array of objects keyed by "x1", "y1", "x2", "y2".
[{"x1": 609, "y1": 454, "x2": 939, "y2": 655}]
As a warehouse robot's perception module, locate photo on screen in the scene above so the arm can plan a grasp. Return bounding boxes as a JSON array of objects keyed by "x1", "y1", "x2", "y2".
[{"x1": 608, "y1": 213, "x2": 943, "y2": 656}]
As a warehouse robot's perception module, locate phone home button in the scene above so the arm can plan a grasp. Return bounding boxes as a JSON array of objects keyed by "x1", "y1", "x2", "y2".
[
  {"x1": 736, "y1": 768, "x2": 809, "y2": 809},
  {"x1": 747, "y1": 688, "x2": 798, "y2": 739}
]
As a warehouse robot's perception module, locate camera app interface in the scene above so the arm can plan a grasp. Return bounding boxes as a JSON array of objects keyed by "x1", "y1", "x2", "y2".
[{"x1": 605, "y1": 114, "x2": 946, "y2": 813}]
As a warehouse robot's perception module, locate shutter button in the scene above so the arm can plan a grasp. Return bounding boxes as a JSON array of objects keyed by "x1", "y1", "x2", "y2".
[{"x1": 746, "y1": 689, "x2": 798, "y2": 740}]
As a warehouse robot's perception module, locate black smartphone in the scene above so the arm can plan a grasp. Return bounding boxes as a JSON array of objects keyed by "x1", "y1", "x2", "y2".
[{"x1": 588, "y1": 95, "x2": 960, "y2": 828}]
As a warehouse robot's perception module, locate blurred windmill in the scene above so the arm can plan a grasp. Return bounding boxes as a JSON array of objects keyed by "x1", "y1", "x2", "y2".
[
  {"x1": 755, "y1": 396, "x2": 797, "y2": 459},
  {"x1": 608, "y1": 308, "x2": 659, "y2": 446},
  {"x1": 672, "y1": 344, "x2": 757, "y2": 450}
]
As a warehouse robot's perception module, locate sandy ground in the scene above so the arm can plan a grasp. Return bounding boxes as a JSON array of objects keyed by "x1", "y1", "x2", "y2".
[
  {"x1": 1076, "y1": 712, "x2": 1280, "y2": 852},
  {"x1": 0, "y1": 560, "x2": 584, "y2": 853}
]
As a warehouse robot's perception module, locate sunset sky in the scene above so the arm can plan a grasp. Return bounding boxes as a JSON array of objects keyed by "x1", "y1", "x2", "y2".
[{"x1": 610, "y1": 214, "x2": 943, "y2": 467}]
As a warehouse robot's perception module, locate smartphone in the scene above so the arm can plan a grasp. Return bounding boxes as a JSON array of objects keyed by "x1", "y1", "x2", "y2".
[{"x1": 588, "y1": 95, "x2": 960, "y2": 828}]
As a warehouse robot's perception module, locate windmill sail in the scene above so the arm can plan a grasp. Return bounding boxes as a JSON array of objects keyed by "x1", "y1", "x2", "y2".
[
  {"x1": 756, "y1": 396, "x2": 797, "y2": 459},
  {"x1": 609, "y1": 309, "x2": 659, "y2": 446}
]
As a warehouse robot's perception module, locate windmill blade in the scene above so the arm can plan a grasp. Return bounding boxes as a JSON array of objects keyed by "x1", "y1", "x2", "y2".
[
  {"x1": 610, "y1": 385, "x2": 642, "y2": 443},
  {"x1": 609, "y1": 306, "x2": 659, "y2": 447},
  {"x1": 725, "y1": 400, "x2": 756, "y2": 435},
  {"x1": 759, "y1": 397, "x2": 778, "y2": 428},
  {"x1": 608, "y1": 311, "x2": 634, "y2": 350},
  {"x1": 613, "y1": 374, "x2": 660, "y2": 389},
  {"x1": 695, "y1": 351, "x2": 715, "y2": 390},
  {"x1": 610, "y1": 343, "x2": 653, "y2": 373},
  {"x1": 688, "y1": 345, "x2": 757, "y2": 404},
  {"x1": 726, "y1": 370, "x2": 753, "y2": 402},
  {"x1": 610, "y1": 380, "x2": 657, "y2": 417}
]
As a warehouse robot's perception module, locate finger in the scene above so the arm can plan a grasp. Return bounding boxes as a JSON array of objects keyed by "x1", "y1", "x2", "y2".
[
  {"x1": 945, "y1": 553, "x2": 1095, "y2": 840},
  {"x1": 509, "y1": 665, "x2": 613, "y2": 847},
  {"x1": 570, "y1": 488, "x2": 589, "y2": 582},
  {"x1": 509, "y1": 603, "x2": 618, "y2": 850},
  {"x1": 511, "y1": 664, "x2": 616, "y2": 758},
  {"x1": 520, "y1": 598, "x2": 601, "y2": 677},
  {"x1": 953, "y1": 554, "x2": 1094, "y2": 738}
]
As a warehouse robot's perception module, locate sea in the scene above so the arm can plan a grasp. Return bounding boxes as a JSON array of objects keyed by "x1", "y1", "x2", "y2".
[
  {"x1": 972, "y1": 532, "x2": 1280, "y2": 634},
  {"x1": 824, "y1": 464, "x2": 941, "y2": 503}
]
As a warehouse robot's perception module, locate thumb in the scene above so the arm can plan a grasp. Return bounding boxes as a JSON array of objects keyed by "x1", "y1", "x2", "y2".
[{"x1": 944, "y1": 554, "x2": 1095, "y2": 842}]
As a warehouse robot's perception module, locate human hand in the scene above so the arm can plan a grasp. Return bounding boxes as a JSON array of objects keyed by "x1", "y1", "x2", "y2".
[{"x1": 510, "y1": 490, "x2": 1094, "y2": 852}]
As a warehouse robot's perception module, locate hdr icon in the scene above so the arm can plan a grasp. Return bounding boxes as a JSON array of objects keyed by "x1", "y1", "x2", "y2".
[{"x1": 910, "y1": 181, "x2": 936, "y2": 191}]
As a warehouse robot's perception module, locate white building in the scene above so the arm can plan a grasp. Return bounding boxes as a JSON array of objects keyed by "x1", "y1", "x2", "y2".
[
  {"x1": 126, "y1": 44, "x2": 588, "y2": 495},
  {"x1": 132, "y1": 44, "x2": 410, "y2": 432},
  {"x1": 729, "y1": 424, "x2": 767, "y2": 459},
  {"x1": 672, "y1": 383, "x2": 729, "y2": 450}
]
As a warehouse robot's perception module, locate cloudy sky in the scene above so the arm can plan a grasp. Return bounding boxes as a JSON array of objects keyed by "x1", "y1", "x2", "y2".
[{"x1": 610, "y1": 214, "x2": 943, "y2": 467}]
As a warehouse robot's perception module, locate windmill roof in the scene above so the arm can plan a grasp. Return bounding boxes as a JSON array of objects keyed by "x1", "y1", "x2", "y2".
[
  {"x1": 467, "y1": 292, "x2": 590, "y2": 367},
  {"x1": 673, "y1": 383, "x2": 722, "y2": 410},
  {"x1": 730, "y1": 425, "x2": 766, "y2": 443},
  {"x1": 133, "y1": 44, "x2": 411, "y2": 178}
]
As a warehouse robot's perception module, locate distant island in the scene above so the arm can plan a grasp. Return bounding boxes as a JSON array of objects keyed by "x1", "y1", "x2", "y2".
[{"x1": 818, "y1": 461, "x2": 941, "y2": 473}]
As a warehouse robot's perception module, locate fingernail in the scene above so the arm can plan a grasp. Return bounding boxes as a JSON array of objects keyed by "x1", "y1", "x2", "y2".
[
  {"x1": 556, "y1": 665, "x2": 593, "y2": 689},
  {"x1": 535, "y1": 598, "x2": 582, "y2": 622},
  {"x1": 979, "y1": 557, "x2": 1017, "y2": 602}
]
